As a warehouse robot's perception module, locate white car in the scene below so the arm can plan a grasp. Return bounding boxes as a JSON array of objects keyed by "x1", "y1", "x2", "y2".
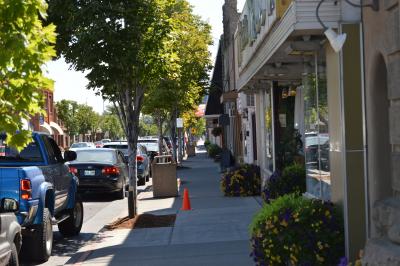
[
  {"x1": 0, "y1": 198, "x2": 21, "y2": 266},
  {"x1": 69, "y1": 142, "x2": 96, "y2": 151}
]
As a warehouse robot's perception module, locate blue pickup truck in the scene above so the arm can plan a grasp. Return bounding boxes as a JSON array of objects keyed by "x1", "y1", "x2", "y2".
[{"x1": 0, "y1": 132, "x2": 83, "y2": 262}]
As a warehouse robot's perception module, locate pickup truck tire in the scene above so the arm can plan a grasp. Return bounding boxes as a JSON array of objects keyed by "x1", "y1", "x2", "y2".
[
  {"x1": 58, "y1": 200, "x2": 83, "y2": 237},
  {"x1": 22, "y1": 208, "x2": 53, "y2": 262},
  {"x1": 137, "y1": 177, "x2": 145, "y2": 186},
  {"x1": 8, "y1": 242, "x2": 19, "y2": 266}
]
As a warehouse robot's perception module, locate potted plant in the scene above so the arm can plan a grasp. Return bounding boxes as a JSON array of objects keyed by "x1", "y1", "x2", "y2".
[
  {"x1": 262, "y1": 163, "x2": 306, "y2": 203},
  {"x1": 220, "y1": 164, "x2": 261, "y2": 196},
  {"x1": 250, "y1": 194, "x2": 344, "y2": 265}
]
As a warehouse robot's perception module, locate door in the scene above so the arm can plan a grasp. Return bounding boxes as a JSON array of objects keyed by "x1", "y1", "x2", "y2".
[
  {"x1": 0, "y1": 214, "x2": 11, "y2": 264},
  {"x1": 42, "y1": 136, "x2": 71, "y2": 212}
]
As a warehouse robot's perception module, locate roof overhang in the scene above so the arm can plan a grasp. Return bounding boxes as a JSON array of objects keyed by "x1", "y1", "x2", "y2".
[
  {"x1": 40, "y1": 122, "x2": 53, "y2": 135},
  {"x1": 236, "y1": 0, "x2": 340, "y2": 91},
  {"x1": 50, "y1": 121, "x2": 64, "y2": 135}
]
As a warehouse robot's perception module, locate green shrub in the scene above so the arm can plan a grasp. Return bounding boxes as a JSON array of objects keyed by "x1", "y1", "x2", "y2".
[
  {"x1": 206, "y1": 143, "x2": 222, "y2": 158},
  {"x1": 250, "y1": 194, "x2": 344, "y2": 265},
  {"x1": 262, "y1": 163, "x2": 306, "y2": 203},
  {"x1": 204, "y1": 139, "x2": 210, "y2": 147},
  {"x1": 220, "y1": 164, "x2": 261, "y2": 196},
  {"x1": 211, "y1": 127, "x2": 222, "y2": 137}
]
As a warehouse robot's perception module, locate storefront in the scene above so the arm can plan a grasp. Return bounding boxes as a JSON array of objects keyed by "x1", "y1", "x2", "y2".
[{"x1": 234, "y1": 0, "x2": 365, "y2": 260}]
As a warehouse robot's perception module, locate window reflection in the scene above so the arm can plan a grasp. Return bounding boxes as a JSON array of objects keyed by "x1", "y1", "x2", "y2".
[{"x1": 303, "y1": 57, "x2": 331, "y2": 200}]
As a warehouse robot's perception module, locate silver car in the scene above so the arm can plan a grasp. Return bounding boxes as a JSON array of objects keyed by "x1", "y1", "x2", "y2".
[{"x1": 0, "y1": 198, "x2": 21, "y2": 266}]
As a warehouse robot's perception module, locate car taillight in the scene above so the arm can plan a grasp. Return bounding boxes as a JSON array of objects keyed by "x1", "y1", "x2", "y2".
[
  {"x1": 21, "y1": 179, "x2": 32, "y2": 200},
  {"x1": 69, "y1": 166, "x2": 78, "y2": 174},
  {"x1": 102, "y1": 166, "x2": 120, "y2": 175},
  {"x1": 136, "y1": 155, "x2": 144, "y2": 162}
]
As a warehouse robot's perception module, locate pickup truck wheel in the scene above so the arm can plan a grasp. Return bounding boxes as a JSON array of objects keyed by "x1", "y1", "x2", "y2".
[
  {"x1": 23, "y1": 208, "x2": 52, "y2": 262},
  {"x1": 58, "y1": 200, "x2": 83, "y2": 237},
  {"x1": 8, "y1": 242, "x2": 19, "y2": 266}
]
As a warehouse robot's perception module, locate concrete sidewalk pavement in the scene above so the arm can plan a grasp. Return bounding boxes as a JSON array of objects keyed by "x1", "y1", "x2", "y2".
[{"x1": 67, "y1": 149, "x2": 261, "y2": 266}]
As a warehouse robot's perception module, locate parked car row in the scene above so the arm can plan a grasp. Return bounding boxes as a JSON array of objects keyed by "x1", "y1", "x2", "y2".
[
  {"x1": 0, "y1": 133, "x2": 174, "y2": 265},
  {"x1": 0, "y1": 132, "x2": 82, "y2": 264}
]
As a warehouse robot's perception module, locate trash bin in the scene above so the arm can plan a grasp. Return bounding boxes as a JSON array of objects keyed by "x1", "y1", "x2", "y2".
[
  {"x1": 187, "y1": 144, "x2": 196, "y2": 157},
  {"x1": 151, "y1": 155, "x2": 178, "y2": 198}
]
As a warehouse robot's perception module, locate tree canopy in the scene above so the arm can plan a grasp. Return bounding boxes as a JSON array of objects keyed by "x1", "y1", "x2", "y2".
[{"x1": 0, "y1": 0, "x2": 56, "y2": 149}]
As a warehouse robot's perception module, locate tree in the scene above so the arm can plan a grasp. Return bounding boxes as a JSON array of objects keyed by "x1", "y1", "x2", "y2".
[
  {"x1": 47, "y1": 0, "x2": 177, "y2": 217},
  {"x1": 56, "y1": 100, "x2": 79, "y2": 137},
  {"x1": 75, "y1": 104, "x2": 98, "y2": 137},
  {"x1": 0, "y1": 0, "x2": 56, "y2": 149},
  {"x1": 142, "y1": 1, "x2": 212, "y2": 160},
  {"x1": 100, "y1": 114, "x2": 124, "y2": 140}
]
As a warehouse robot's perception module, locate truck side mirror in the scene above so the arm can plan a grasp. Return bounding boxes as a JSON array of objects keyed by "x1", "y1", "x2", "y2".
[
  {"x1": 1, "y1": 198, "x2": 18, "y2": 212},
  {"x1": 64, "y1": 150, "x2": 77, "y2": 162}
]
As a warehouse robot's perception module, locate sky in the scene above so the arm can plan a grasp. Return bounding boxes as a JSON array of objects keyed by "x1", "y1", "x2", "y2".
[{"x1": 45, "y1": 0, "x2": 246, "y2": 114}]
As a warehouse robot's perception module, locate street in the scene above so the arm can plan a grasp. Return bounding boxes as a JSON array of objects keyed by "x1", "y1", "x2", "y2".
[{"x1": 21, "y1": 187, "x2": 149, "y2": 266}]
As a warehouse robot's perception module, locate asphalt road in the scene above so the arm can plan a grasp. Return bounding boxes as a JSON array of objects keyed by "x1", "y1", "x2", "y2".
[{"x1": 20, "y1": 192, "x2": 134, "y2": 266}]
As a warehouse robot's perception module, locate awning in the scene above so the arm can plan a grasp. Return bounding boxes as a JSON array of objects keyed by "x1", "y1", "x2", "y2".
[
  {"x1": 50, "y1": 121, "x2": 64, "y2": 135},
  {"x1": 40, "y1": 122, "x2": 53, "y2": 135}
]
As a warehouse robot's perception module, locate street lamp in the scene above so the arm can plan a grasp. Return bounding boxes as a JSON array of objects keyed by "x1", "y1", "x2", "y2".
[{"x1": 316, "y1": 0, "x2": 379, "y2": 53}]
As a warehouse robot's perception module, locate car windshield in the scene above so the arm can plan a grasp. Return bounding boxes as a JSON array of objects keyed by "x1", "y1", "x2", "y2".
[
  {"x1": 305, "y1": 136, "x2": 329, "y2": 147},
  {"x1": 0, "y1": 139, "x2": 43, "y2": 163},
  {"x1": 103, "y1": 144, "x2": 128, "y2": 156},
  {"x1": 138, "y1": 139, "x2": 157, "y2": 143},
  {"x1": 74, "y1": 150, "x2": 116, "y2": 164},
  {"x1": 71, "y1": 143, "x2": 88, "y2": 148},
  {"x1": 139, "y1": 142, "x2": 159, "y2": 152}
]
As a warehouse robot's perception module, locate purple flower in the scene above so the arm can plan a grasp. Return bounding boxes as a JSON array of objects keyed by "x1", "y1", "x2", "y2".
[{"x1": 338, "y1": 257, "x2": 348, "y2": 266}]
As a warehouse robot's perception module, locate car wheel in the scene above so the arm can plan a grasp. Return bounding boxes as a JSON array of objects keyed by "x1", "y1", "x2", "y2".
[
  {"x1": 137, "y1": 177, "x2": 146, "y2": 186},
  {"x1": 58, "y1": 199, "x2": 84, "y2": 237},
  {"x1": 8, "y1": 242, "x2": 19, "y2": 266},
  {"x1": 22, "y1": 208, "x2": 52, "y2": 262},
  {"x1": 116, "y1": 180, "x2": 126, "y2": 199}
]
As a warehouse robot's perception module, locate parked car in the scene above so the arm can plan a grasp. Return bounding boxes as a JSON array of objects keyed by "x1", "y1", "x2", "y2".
[
  {"x1": 70, "y1": 142, "x2": 96, "y2": 151},
  {"x1": 138, "y1": 138, "x2": 170, "y2": 160},
  {"x1": 69, "y1": 148, "x2": 129, "y2": 198},
  {"x1": 102, "y1": 142, "x2": 150, "y2": 185},
  {"x1": 305, "y1": 135, "x2": 330, "y2": 171},
  {"x1": 0, "y1": 198, "x2": 21, "y2": 266},
  {"x1": 0, "y1": 132, "x2": 83, "y2": 262}
]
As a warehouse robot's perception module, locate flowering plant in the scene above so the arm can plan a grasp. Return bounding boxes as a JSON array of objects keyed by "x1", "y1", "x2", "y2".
[
  {"x1": 220, "y1": 164, "x2": 261, "y2": 197},
  {"x1": 250, "y1": 194, "x2": 344, "y2": 265},
  {"x1": 262, "y1": 163, "x2": 306, "y2": 203}
]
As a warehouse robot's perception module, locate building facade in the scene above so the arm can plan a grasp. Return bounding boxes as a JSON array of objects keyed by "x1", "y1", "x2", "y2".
[
  {"x1": 220, "y1": 0, "x2": 380, "y2": 261},
  {"x1": 362, "y1": 0, "x2": 400, "y2": 263},
  {"x1": 30, "y1": 89, "x2": 68, "y2": 148}
]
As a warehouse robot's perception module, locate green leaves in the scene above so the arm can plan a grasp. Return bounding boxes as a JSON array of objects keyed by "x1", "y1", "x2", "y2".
[{"x1": 0, "y1": 0, "x2": 56, "y2": 150}]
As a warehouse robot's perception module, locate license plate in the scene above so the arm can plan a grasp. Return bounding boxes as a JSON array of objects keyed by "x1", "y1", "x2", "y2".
[{"x1": 84, "y1": 170, "x2": 96, "y2": 176}]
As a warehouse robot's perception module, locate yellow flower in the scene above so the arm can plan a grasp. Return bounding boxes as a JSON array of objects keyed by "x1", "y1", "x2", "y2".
[
  {"x1": 325, "y1": 210, "x2": 331, "y2": 217},
  {"x1": 317, "y1": 241, "x2": 324, "y2": 250},
  {"x1": 273, "y1": 228, "x2": 279, "y2": 234},
  {"x1": 280, "y1": 220, "x2": 288, "y2": 227},
  {"x1": 316, "y1": 254, "x2": 324, "y2": 262},
  {"x1": 284, "y1": 245, "x2": 289, "y2": 250}
]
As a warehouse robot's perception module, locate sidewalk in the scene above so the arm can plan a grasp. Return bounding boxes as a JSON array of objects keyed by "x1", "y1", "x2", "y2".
[{"x1": 67, "y1": 148, "x2": 261, "y2": 266}]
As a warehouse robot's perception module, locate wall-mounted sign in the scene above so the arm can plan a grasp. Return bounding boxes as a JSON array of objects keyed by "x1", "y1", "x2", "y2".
[{"x1": 176, "y1": 118, "x2": 183, "y2": 128}]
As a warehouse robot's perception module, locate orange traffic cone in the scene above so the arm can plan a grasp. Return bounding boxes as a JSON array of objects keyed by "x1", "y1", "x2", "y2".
[{"x1": 181, "y1": 188, "x2": 192, "y2": 211}]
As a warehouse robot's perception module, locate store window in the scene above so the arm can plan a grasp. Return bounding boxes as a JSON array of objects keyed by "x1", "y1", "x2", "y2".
[
  {"x1": 263, "y1": 89, "x2": 273, "y2": 172},
  {"x1": 303, "y1": 55, "x2": 330, "y2": 200}
]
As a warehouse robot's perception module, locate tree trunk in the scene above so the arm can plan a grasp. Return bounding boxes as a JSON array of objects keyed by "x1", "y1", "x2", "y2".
[{"x1": 170, "y1": 110, "x2": 178, "y2": 162}]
